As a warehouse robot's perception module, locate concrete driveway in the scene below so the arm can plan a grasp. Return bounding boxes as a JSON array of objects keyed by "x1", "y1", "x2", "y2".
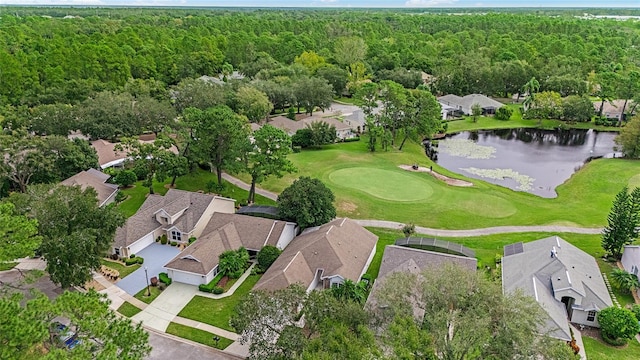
[
  {"x1": 116, "y1": 243, "x2": 179, "y2": 295},
  {"x1": 132, "y1": 282, "x2": 199, "y2": 332}
]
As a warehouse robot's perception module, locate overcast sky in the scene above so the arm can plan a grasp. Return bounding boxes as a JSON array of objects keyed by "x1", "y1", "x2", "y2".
[{"x1": 1, "y1": 0, "x2": 638, "y2": 7}]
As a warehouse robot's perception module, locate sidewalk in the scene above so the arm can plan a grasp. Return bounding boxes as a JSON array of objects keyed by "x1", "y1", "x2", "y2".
[
  {"x1": 95, "y1": 273, "x2": 148, "y2": 311},
  {"x1": 221, "y1": 173, "x2": 278, "y2": 201}
]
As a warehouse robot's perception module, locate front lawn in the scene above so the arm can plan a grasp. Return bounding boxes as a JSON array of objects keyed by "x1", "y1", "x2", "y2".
[
  {"x1": 583, "y1": 336, "x2": 640, "y2": 360},
  {"x1": 117, "y1": 302, "x2": 142, "y2": 317},
  {"x1": 100, "y1": 259, "x2": 140, "y2": 279},
  {"x1": 134, "y1": 285, "x2": 163, "y2": 304},
  {"x1": 178, "y1": 274, "x2": 261, "y2": 332},
  {"x1": 165, "y1": 322, "x2": 233, "y2": 350}
]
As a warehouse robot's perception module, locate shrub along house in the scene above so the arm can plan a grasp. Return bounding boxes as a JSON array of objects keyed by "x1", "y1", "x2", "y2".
[
  {"x1": 253, "y1": 218, "x2": 377, "y2": 292},
  {"x1": 502, "y1": 236, "x2": 613, "y2": 341},
  {"x1": 111, "y1": 189, "x2": 236, "y2": 258},
  {"x1": 163, "y1": 213, "x2": 297, "y2": 286}
]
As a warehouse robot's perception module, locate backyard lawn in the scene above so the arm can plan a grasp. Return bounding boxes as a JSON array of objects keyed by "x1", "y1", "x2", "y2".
[
  {"x1": 134, "y1": 285, "x2": 163, "y2": 304},
  {"x1": 165, "y1": 323, "x2": 233, "y2": 350},
  {"x1": 118, "y1": 169, "x2": 276, "y2": 218},
  {"x1": 582, "y1": 336, "x2": 640, "y2": 360},
  {"x1": 117, "y1": 301, "x2": 142, "y2": 317},
  {"x1": 100, "y1": 259, "x2": 140, "y2": 278},
  {"x1": 237, "y1": 135, "x2": 640, "y2": 230},
  {"x1": 178, "y1": 275, "x2": 261, "y2": 332}
]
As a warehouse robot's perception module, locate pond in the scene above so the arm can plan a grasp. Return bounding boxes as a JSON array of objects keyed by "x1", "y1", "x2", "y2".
[{"x1": 427, "y1": 128, "x2": 620, "y2": 198}]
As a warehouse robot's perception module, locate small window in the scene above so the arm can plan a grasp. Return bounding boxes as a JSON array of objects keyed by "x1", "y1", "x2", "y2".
[
  {"x1": 171, "y1": 231, "x2": 182, "y2": 242},
  {"x1": 587, "y1": 310, "x2": 596, "y2": 322}
]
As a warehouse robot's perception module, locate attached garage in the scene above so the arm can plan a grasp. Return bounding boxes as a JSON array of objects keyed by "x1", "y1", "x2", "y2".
[
  {"x1": 128, "y1": 232, "x2": 155, "y2": 255},
  {"x1": 167, "y1": 268, "x2": 214, "y2": 286}
]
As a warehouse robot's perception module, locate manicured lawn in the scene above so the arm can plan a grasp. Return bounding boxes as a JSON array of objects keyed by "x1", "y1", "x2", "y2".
[
  {"x1": 117, "y1": 301, "x2": 142, "y2": 317},
  {"x1": 134, "y1": 285, "x2": 163, "y2": 304},
  {"x1": 0, "y1": 262, "x2": 17, "y2": 271},
  {"x1": 583, "y1": 336, "x2": 640, "y2": 360},
  {"x1": 366, "y1": 228, "x2": 613, "y2": 280},
  {"x1": 596, "y1": 259, "x2": 636, "y2": 308},
  {"x1": 100, "y1": 259, "x2": 140, "y2": 278},
  {"x1": 118, "y1": 169, "x2": 275, "y2": 218},
  {"x1": 240, "y1": 135, "x2": 640, "y2": 230},
  {"x1": 165, "y1": 323, "x2": 233, "y2": 350},
  {"x1": 178, "y1": 275, "x2": 261, "y2": 332}
]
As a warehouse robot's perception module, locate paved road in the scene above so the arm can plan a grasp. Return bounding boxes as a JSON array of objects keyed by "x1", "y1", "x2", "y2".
[
  {"x1": 221, "y1": 172, "x2": 604, "y2": 236},
  {"x1": 147, "y1": 329, "x2": 243, "y2": 360}
]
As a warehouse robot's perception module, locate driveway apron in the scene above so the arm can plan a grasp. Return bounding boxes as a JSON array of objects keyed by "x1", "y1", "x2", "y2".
[
  {"x1": 115, "y1": 243, "x2": 180, "y2": 295},
  {"x1": 132, "y1": 282, "x2": 199, "y2": 332}
]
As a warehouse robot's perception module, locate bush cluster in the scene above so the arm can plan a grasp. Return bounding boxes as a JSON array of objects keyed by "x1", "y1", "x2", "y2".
[
  {"x1": 160, "y1": 235, "x2": 168, "y2": 245},
  {"x1": 124, "y1": 256, "x2": 144, "y2": 266},
  {"x1": 342, "y1": 136, "x2": 361, "y2": 143},
  {"x1": 199, "y1": 273, "x2": 224, "y2": 293},
  {"x1": 170, "y1": 241, "x2": 177, "y2": 246},
  {"x1": 159, "y1": 272, "x2": 172, "y2": 285}
]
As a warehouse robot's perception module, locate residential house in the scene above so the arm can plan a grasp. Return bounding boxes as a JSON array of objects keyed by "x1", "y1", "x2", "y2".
[
  {"x1": 61, "y1": 168, "x2": 119, "y2": 207},
  {"x1": 253, "y1": 218, "x2": 378, "y2": 292},
  {"x1": 502, "y1": 236, "x2": 613, "y2": 341},
  {"x1": 366, "y1": 245, "x2": 477, "y2": 318},
  {"x1": 594, "y1": 100, "x2": 635, "y2": 121},
  {"x1": 112, "y1": 189, "x2": 236, "y2": 258},
  {"x1": 164, "y1": 213, "x2": 297, "y2": 285},
  {"x1": 438, "y1": 94, "x2": 504, "y2": 116},
  {"x1": 198, "y1": 71, "x2": 245, "y2": 85},
  {"x1": 257, "y1": 115, "x2": 356, "y2": 140},
  {"x1": 621, "y1": 245, "x2": 640, "y2": 297},
  {"x1": 91, "y1": 137, "x2": 179, "y2": 169}
]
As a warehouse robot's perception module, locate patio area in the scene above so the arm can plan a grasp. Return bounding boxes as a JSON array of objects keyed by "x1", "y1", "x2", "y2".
[{"x1": 115, "y1": 243, "x2": 180, "y2": 295}]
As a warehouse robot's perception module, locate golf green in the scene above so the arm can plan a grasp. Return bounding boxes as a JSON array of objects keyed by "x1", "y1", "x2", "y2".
[{"x1": 328, "y1": 167, "x2": 433, "y2": 202}]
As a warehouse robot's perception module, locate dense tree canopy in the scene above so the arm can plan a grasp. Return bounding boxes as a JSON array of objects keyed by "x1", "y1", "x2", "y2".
[{"x1": 277, "y1": 177, "x2": 336, "y2": 229}]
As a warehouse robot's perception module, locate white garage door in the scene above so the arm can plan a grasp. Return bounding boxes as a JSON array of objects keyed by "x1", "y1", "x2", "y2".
[
  {"x1": 128, "y1": 233, "x2": 155, "y2": 255},
  {"x1": 169, "y1": 269, "x2": 204, "y2": 286}
]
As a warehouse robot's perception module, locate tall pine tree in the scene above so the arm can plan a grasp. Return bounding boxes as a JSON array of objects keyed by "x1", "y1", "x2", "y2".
[{"x1": 602, "y1": 186, "x2": 640, "y2": 259}]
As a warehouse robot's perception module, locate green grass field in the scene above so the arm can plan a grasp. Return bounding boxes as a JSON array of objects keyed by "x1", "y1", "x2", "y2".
[
  {"x1": 117, "y1": 301, "x2": 142, "y2": 317},
  {"x1": 165, "y1": 323, "x2": 233, "y2": 350},
  {"x1": 582, "y1": 336, "x2": 640, "y2": 360},
  {"x1": 118, "y1": 169, "x2": 276, "y2": 218},
  {"x1": 178, "y1": 275, "x2": 261, "y2": 332},
  {"x1": 134, "y1": 285, "x2": 163, "y2": 304},
  {"x1": 238, "y1": 136, "x2": 640, "y2": 230}
]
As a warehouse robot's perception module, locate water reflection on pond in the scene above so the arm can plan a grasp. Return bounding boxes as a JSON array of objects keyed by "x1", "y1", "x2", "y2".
[{"x1": 426, "y1": 128, "x2": 619, "y2": 198}]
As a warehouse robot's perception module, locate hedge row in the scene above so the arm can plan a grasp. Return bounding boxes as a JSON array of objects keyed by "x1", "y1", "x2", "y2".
[
  {"x1": 124, "y1": 257, "x2": 144, "y2": 266},
  {"x1": 198, "y1": 272, "x2": 224, "y2": 293}
]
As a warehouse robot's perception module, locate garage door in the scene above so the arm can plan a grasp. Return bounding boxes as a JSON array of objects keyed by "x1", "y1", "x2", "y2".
[
  {"x1": 128, "y1": 233, "x2": 155, "y2": 255},
  {"x1": 169, "y1": 269, "x2": 204, "y2": 286}
]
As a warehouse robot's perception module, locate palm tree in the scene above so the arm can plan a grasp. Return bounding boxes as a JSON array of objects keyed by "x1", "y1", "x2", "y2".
[
  {"x1": 610, "y1": 268, "x2": 640, "y2": 294},
  {"x1": 522, "y1": 77, "x2": 540, "y2": 112}
]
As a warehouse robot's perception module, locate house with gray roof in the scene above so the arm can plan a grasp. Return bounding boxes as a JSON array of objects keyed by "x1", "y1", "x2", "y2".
[
  {"x1": 61, "y1": 168, "x2": 118, "y2": 207},
  {"x1": 366, "y1": 245, "x2": 477, "y2": 319},
  {"x1": 164, "y1": 213, "x2": 297, "y2": 285},
  {"x1": 502, "y1": 236, "x2": 613, "y2": 341},
  {"x1": 253, "y1": 218, "x2": 377, "y2": 292},
  {"x1": 112, "y1": 189, "x2": 236, "y2": 258},
  {"x1": 256, "y1": 115, "x2": 355, "y2": 140},
  {"x1": 438, "y1": 94, "x2": 504, "y2": 116},
  {"x1": 621, "y1": 245, "x2": 640, "y2": 298}
]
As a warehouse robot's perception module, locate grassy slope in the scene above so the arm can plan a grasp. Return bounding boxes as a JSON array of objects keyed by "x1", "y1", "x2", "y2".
[
  {"x1": 178, "y1": 275, "x2": 261, "y2": 332},
  {"x1": 244, "y1": 136, "x2": 640, "y2": 229},
  {"x1": 582, "y1": 336, "x2": 640, "y2": 360},
  {"x1": 165, "y1": 323, "x2": 233, "y2": 350}
]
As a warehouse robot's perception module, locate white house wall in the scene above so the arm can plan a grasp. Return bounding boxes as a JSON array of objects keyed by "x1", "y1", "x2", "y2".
[
  {"x1": 276, "y1": 223, "x2": 298, "y2": 250},
  {"x1": 359, "y1": 245, "x2": 377, "y2": 281},
  {"x1": 621, "y1": 246, "x2": 640, "y2": 275},
  {"x1": 571, "y1": 309, "x2": 601, "y2": 328},
  {"x1": 167, "y1": 269, "x2": 212, "y2": 286}
]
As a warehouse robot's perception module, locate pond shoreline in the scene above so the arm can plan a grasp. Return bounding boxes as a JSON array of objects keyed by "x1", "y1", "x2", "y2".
[{"x1": 398, "y1": 165, "x2": 474, "y2": 187}]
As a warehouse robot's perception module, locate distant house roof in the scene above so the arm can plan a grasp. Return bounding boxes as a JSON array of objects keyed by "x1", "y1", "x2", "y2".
[
  {"x1": 253, "y1": 218, "x2": 378, "y2": 292},
  {"x1": 502, "y1": 236, "x2": 613, "y2": 341},
  {"x1": 60, "y1": 168, "x2": 118, "y2": 207},
  {"x1": 258, "y1": 116, "x2": 352, "y2": 135},
  {"x1": 595, "y1": 100, "x2": 635, "y2": 119},
  {"x1": 164, "y1": 213, "x2": 295, "y2": 275},
  {"x1": 198, "y1": 71, "x2": 245, "y2": 86},
  {"x1": 438, "y1": 94, "x2": 504, "y2": 115},
  {"x1": 91, "y1": 138, "x2": 179, "y2": 169},
  {"x1": 113, "y1": 189, "x2": 228, "y2": 250}
]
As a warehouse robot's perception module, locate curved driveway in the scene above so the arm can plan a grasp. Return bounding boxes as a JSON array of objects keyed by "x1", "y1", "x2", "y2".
[{"x1": 221, "y1": 174, "x2": 604, "y2": 237}]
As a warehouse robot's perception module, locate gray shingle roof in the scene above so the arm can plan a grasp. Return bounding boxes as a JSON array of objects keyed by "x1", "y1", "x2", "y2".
[
  {"x1": 253, "y1": 218, "x2": 378, "y2": 292},
  {"x1": 438, "y1": 94, "x2": 504, "y2": 115},
  {"x1": 164, "y1": 213, "x2": 294, "y2": 274},
  {"x1": 502, "y1": 236, "x2": 613, "y2": 341},
  {"x1": 60, "y1": 169, "x2": 118, "y2": 207},
  {"x1": 113, "y1": 189, "x2": 218, "y2": 249}
]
